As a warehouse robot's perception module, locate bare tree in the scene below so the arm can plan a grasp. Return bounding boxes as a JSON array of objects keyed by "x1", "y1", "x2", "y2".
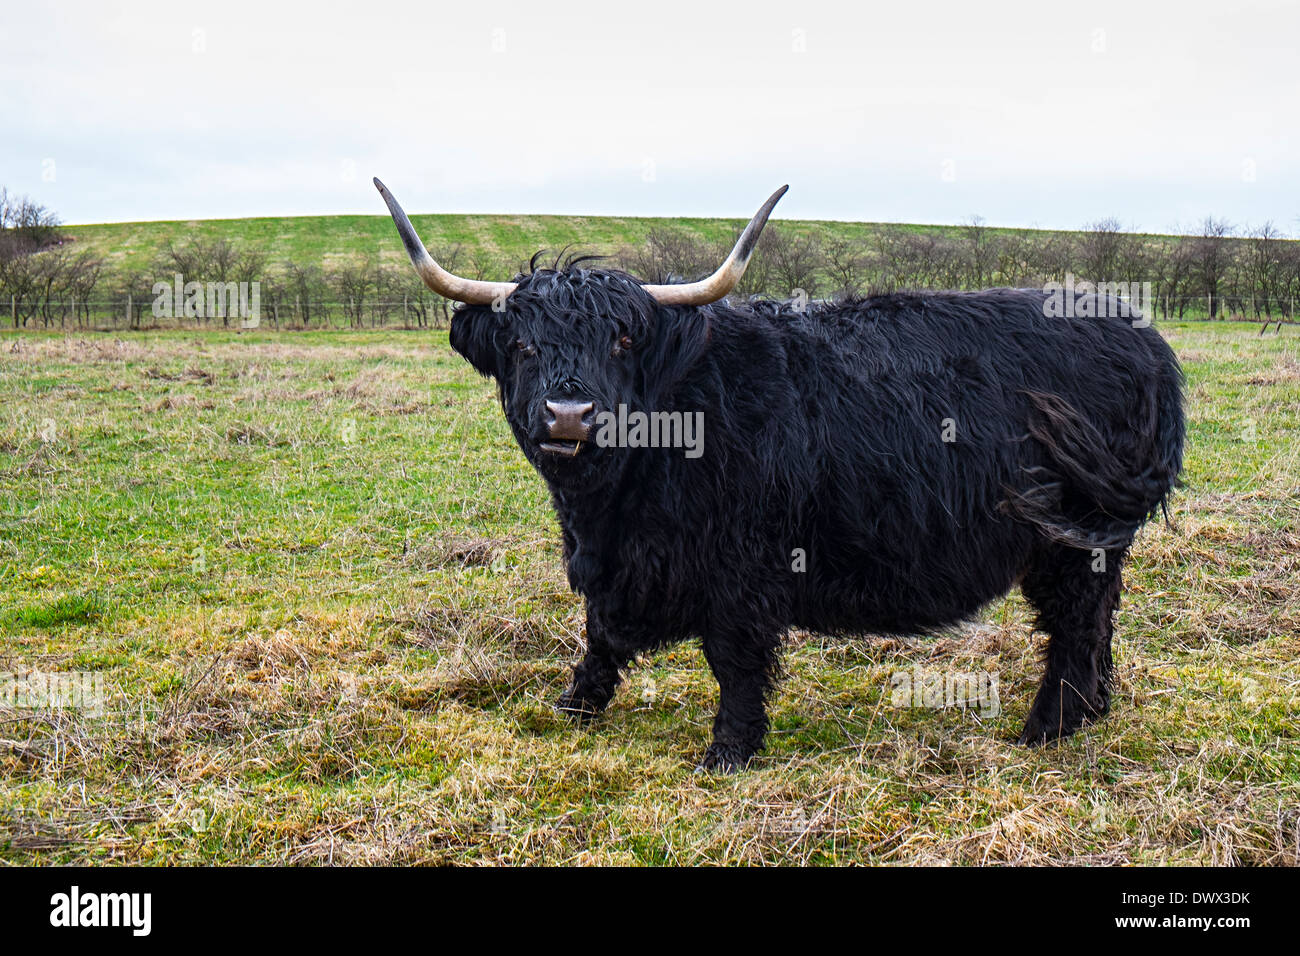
[
  {"x1": 282, "y1": 262, "x2": 327, "y2": 327},
  {"x1": 1190, "y1": 217, "x2": 1235, "y2": 319},
  {"x1": 822, "y1": 234, "x2": 872, "y2": 298},
  {"x1": 877, "y1": 229, "x2": 968, "y2": 292},
  {"x1": 329, "y1": 256, "x2": 376, "y2": 328},
  {"x1": 65, "y1": 251, "x2": 104, "y2": 327},
  {"x1": 152, "y1": 238, "x2": 268, "y2": 326},
  {"x1": 0, "y1": 187, "x2": 62, "y2": 252},
  {"x1": 1243, "y1": 222, "x2": 1288, "y2": 319},
  {"x1": 617, "y1": 228, "x2": 714, "y2": 285},
  {"x1": 760, "y1": 226, "x2": 821, "y2": 299},
  {"x1": 957, "y1": 216, "x2": 999, "y2": 288},
  {"x1": 995, "y1": 230, "x2": 1040, "y2": 287},
  {"x1": 1076, "y1": 217, "x2": 1141, "y2": 285}
]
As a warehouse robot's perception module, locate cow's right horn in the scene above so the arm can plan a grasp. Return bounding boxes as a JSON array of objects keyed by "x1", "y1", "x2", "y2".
[
  {"x1": 640, "y1": 185, "x2": 788, "y2": 306},
  {"x1": 374, "y1": 178, "x2": 517, "y2": 306}
]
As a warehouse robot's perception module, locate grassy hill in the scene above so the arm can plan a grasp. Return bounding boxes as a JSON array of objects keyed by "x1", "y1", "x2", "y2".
[{"x1": 62, "y1": 211, "x2": 1070, "y2": 276}]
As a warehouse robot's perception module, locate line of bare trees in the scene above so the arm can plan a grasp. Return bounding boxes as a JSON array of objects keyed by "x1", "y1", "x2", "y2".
[
  {"x1": 622, "y1": 214, "x2": 1300, "y2": 321},
  {"x1": 3, "y1": 185, "x2": 1299, "y2": 331}
]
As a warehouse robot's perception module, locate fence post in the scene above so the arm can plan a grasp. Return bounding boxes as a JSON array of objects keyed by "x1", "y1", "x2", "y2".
[
  {"x1": 403, "y1": 294, "x2": 408, "y2": 328},
  {"x1": 10, "y1": 294, "x2": 15, "y2": 328},
  {"x1": 126, "y1": 293, "x2": 132, "y2": 330}
]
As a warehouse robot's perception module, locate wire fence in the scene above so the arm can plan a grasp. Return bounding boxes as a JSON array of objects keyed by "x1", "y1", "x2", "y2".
[
  {"x1": 3, "y1": 292, "x2": 1297, "y2": 333},
  {"x1": 3, "y1": 295, "x2": 457, "y2": 332}
]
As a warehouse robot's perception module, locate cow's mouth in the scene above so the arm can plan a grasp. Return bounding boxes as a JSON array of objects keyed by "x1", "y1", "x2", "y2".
[{"x1": 539, "y1": 439, "x2": 584, "y2": 458}]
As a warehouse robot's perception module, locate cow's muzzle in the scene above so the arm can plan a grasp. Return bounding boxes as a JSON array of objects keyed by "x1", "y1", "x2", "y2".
[{"x1": 541, "y1": 399, "x2": 595, "y2": 457}]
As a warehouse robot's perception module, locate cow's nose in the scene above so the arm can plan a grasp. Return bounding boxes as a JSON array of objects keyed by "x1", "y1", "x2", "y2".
[{"x1": 544, "y1": 399, "x2": 595, "y2": 440}]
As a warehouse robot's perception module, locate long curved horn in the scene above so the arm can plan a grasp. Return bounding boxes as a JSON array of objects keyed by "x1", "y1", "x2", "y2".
[
  {"x1": 374, "y1": 178, "x2": 517, "y2": 305},
  {"x1": 641, "y1": 185, "x2": 788, "y2": 306}
]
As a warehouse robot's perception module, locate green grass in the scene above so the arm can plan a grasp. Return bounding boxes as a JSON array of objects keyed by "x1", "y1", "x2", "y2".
[
  {"x1": 63, "y1": 210, "x2": 1114, "y2": 278},
  {"x1": 63, "y1": 212, "x2": 804, "y2": 276},
  {"x1": 1, "y1": 592, "x2": 107, "y2": 630},
  {"x1": 0, "y1": 322, "x2": 1296, "y2": 864}
]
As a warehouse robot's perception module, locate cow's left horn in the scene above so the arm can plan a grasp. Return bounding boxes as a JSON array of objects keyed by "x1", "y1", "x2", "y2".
[
  {"x1": 641, "y1": 185, "x2": 788, "y2": 306},
  {"x1": 374, "y1": 178, "x2": 517, "y2": 305}
]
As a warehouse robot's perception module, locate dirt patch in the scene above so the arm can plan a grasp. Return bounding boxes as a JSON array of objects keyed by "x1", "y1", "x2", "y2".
[
  {"x1": 439, "y1": 536, "x2": 509, "y2": 568},
  {"x1": 1246, "y1": 357, "x2": 1300, "y2": 386},
  {"x1": 142, "y1": 365, "x2": 218, "y2": 385}
]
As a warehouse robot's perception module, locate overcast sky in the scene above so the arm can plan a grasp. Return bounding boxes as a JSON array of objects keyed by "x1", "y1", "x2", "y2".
[{"x1": 2, "y1": 0, "x2": 1296, "y2": 233}]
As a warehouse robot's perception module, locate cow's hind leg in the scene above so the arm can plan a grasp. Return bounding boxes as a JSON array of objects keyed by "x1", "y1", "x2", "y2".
[
  {"x1": 1017, "y1": 544, "x2": 1125, "y2": 745},
  {"x1": 698, "y1": 626, "x2": 783, "y2": 772}
]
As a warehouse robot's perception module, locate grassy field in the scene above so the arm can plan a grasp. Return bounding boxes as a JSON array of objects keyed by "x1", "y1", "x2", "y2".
[
  {"x1": 62, "y1": 210, "x2": 1118, "y2": 279},
  {"x1": 1, "y1": 321, "x2": 1297, "y2": 865}
]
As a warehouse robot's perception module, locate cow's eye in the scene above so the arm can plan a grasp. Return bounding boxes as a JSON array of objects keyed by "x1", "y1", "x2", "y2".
[
  {"x1": 516, "y1": 339, "x2": 536, "y2": 357},
  {"x1": 613, "y1": 334, "x2": 634, "y2": 356}
]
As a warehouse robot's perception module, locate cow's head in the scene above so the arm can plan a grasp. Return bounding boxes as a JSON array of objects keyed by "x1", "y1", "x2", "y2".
[{"x1": 374, "y1": 178, "x2": 785, "y2": 492}]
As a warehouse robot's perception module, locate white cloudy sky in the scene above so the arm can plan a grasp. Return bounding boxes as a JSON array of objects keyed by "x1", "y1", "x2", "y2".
[{"x1": 2, "y1": 0, "x2": 1296, "y2": 233}]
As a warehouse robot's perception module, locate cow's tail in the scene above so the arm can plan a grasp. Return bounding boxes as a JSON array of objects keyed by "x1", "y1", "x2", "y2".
[{"x1": 1003, "y1": 362, "x2": 1185, "y2": 551}]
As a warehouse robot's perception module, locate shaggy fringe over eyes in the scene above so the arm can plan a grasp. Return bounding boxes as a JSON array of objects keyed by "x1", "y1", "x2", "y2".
[{"x1": 483, "y1": 257, "x2": 662, "y2": 337}]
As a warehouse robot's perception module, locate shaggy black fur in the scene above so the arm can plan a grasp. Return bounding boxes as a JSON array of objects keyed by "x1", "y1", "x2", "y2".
[{"x1": 448, "y1": 265, "x2": 1185, "y2": 771}]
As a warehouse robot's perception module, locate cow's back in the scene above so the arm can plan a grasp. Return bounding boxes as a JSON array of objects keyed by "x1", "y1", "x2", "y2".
[{"x1": 695, "y1": 290, "x2": 1182, "y2": 634}]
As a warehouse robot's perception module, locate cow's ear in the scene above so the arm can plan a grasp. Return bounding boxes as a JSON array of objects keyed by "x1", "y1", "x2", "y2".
[
  {"x1": 662, "y1": 307, "x2": 711, "y2": 367},
  {"x1": 449, "y1": 308, "x2": 505, "y2": 379},
  {"x1": 641, "y1": 306, "x2": 711, "y2": 401}
]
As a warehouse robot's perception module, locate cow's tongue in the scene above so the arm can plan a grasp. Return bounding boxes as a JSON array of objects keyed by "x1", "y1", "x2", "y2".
[{"x1": 540, "y1": 439, "x2": 583, "y2": 458}]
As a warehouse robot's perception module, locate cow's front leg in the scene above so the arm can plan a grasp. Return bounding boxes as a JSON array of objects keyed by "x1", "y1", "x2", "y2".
[
  {"x1": 698, "y1": 628, "x2": 782, "y2": 772},
  {"x1": 555, "y1": 608, "x2": 633, "y2": 722}
]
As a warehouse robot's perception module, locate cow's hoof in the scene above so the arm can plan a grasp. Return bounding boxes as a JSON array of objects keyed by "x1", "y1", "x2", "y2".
[
  {"x1": 1015, "y1": 725, "x2": 1051, "y2": 747},
  {"x1": 695, "y1": 742, "x2": 754, "y2": 774},
  {"x1": 554, "y1": 687, "x2": 603, "y2": 724},
  {"x1": 1015, "y1": 712, "x2": 1078, "y2": 747}
]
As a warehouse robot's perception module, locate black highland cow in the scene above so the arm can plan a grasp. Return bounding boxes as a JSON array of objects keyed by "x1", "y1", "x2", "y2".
[{"x1": 376, "y1": 179, "x2": 1185, "y2": 771}]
